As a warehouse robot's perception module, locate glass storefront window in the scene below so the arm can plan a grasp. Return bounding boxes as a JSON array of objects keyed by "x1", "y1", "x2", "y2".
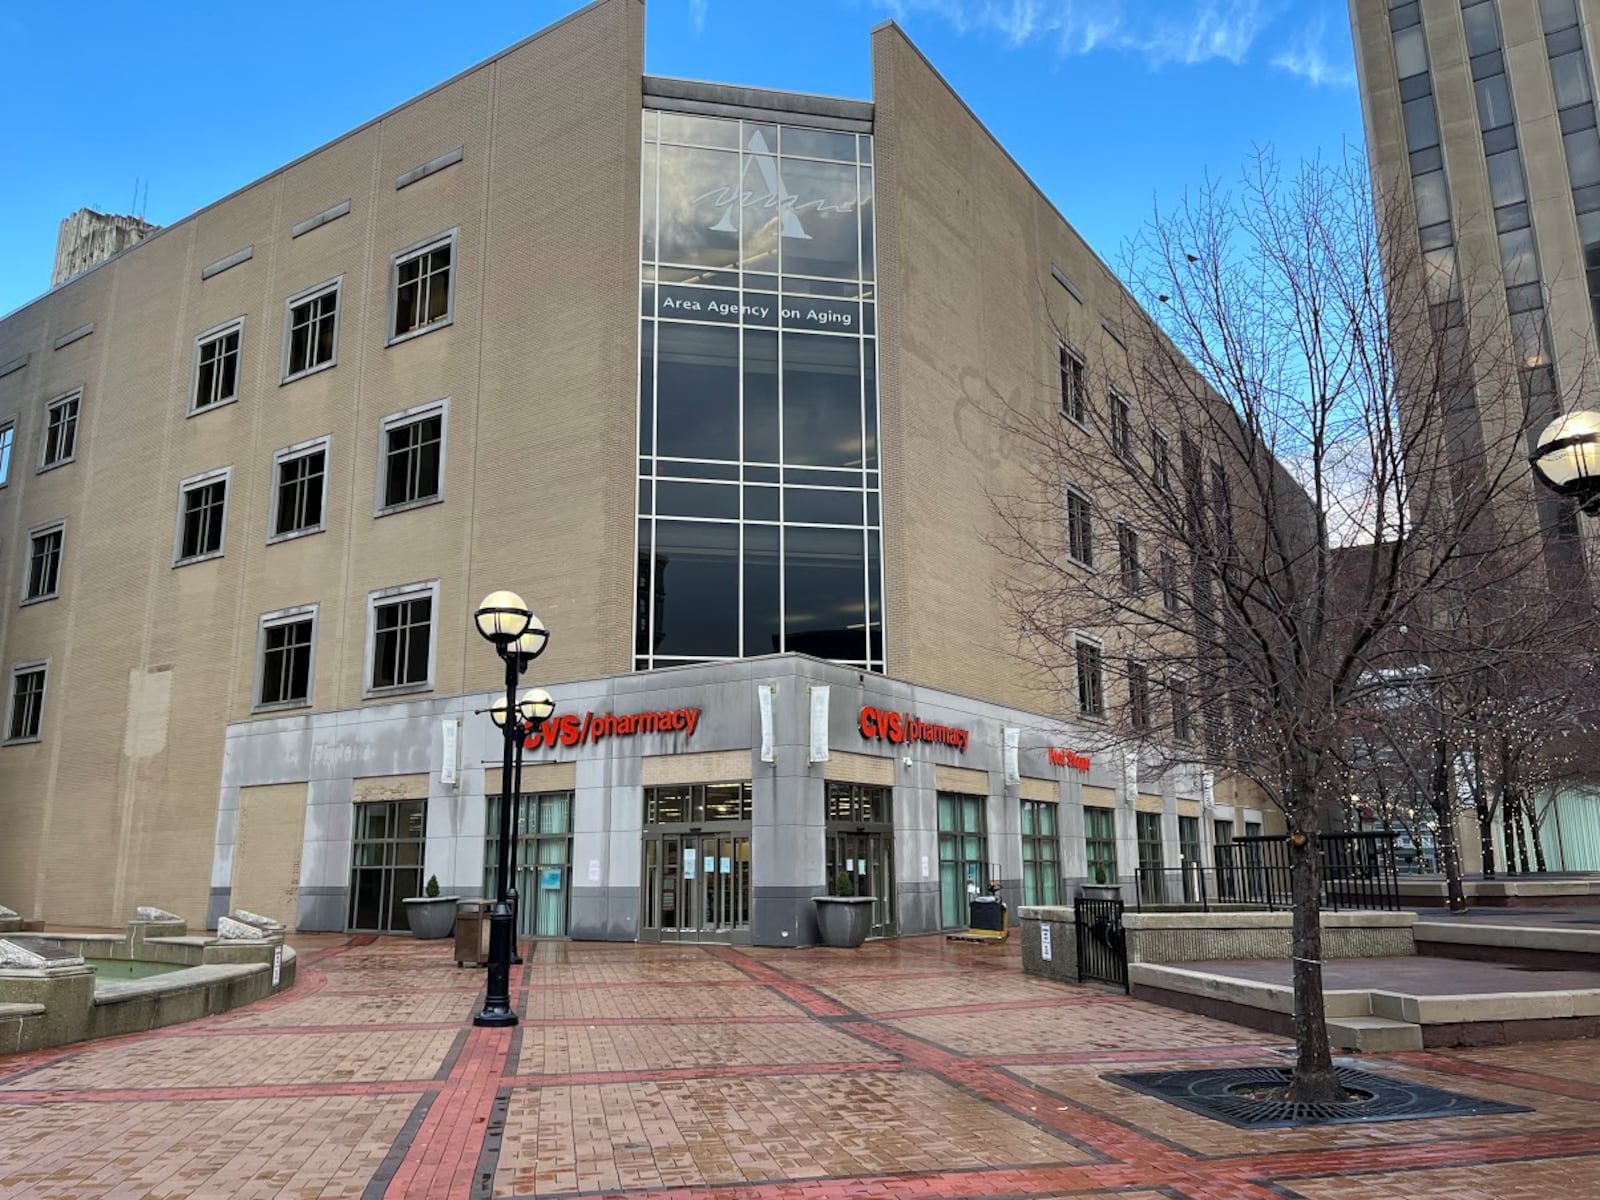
[
  {"x1": 1021, "y1": 800, "x2": 1060, "y2": 906},
  {"x1": 937, "y1": 791, "x2": 988, "y2": 928},
  {"x1": 1085, "y1": 807, "x2": 1117, "y2": 883},
  {"x1": 636, "y1": 109, "x2": 882, "y2": 672}
]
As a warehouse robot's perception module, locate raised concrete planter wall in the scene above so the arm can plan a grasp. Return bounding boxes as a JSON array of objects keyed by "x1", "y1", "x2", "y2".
[
  {"x1": 1122, "y1": 911, "x2": 1416, "y2": 964},
  {"x1": 1018, "y1": 907, "x2": 1079, "y2": 984},
  {"x1": 1398, "y1": 876, "x2": 1600, "y2": 907},
  {"x1": 0, "y1": 932, "x2": 295, "y2": 1052}
]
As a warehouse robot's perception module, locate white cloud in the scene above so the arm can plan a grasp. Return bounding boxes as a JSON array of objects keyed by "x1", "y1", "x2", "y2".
[
  {"x1": 875, "y1": 1, "x2": 1276, "y2": 69},
  {"x1": 690, "y1": 0, "x2": 708, "y2": 35},
  {"x1": 1270, "y1": 15, "x2": 1357, "y2": 87}
]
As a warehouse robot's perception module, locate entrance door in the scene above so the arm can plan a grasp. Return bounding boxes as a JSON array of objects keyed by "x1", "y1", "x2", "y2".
[
  {"x1": 641, "y1": 782, "x2": 753, "y2": 944},
  {"x1": 825, "y1": 782, "x2": 896, "y2": 938},
  {"x1": 347, "y1": 799, "x2": 426, "y2": 933},
  {"x1": 643, "y1": 831, "x2": 752, "y2": 942}
]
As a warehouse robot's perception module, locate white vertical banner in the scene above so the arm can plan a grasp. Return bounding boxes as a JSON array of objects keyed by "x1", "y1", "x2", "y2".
[
  {"x1": 808, "y1": 685, "x2": 830, "y2": 763},
  {"x1": 440, "y1": 718, "x2": 459, "y2": 787},
  {"x1": 758, "y1": 684, "x2": 776, "y2": 763},
  {"x1": 1123, "y1": 750, "x2": 1139, "y2": 804},
  {"x1": 1202, "y1": 770, "x2": 1216, "y2": 810},
  {"x1": 1003, "y1": 727, "x2": 1020, "y2": 784}
]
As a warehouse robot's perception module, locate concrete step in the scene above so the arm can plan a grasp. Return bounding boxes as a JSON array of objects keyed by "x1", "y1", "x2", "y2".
[{"x1": 1327, "y1": 1015, "x2": 1423, "y2": 1052}]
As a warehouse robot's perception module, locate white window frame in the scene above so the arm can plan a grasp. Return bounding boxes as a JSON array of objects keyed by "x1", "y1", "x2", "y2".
[
  {"x1": 39, "y1": 388, "x2": 81, "y2": 472},
  {"x1": 1116, "y1": 520, "x2": 1141, "y2": 594},
  {"x1": 1109, "y1": 390, "x2": 1132, "y2": 459},
  {"x1": 190, "y1": 316, "x2": 245, "y2": 416},
  {"x1": 0, "y1": 419, "x2": 15, "y2": 488},
  {"x1": 375, "y1": 399, "x2": 449, "y2": 516},
  {"x1": 4, "y1": 660, "x2": 47, "y2": 745},
  {"x1": 268, "y1": 435, "x2": 332, "y2": 544},
  {"x1": 255, "y1": 603, "x2": 319, "y2": 713},
  {"x1": 1075, "y1": 634, "x2": 1106, "y2": 720},
  {"x1": 281, "y1": 276, "x2": 343, "y2": 384},
  {"x1": 387, "y1": 228, "x2": 458, "y2": 347},
  {"x1": 364, "y1": 580, "x2": 440, "y2": 698},
  {"x1": 1066, "y1": 484, "x2": 1095, "y2": 568},
  {"x1": 173, "y1": 466, "x2": 232, "y2": 566},
  {"x1": 22, "y1": 520, "x2": 65, "y2": 605}
]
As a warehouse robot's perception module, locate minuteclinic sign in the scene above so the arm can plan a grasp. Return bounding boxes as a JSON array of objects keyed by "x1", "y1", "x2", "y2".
[
  {"x1": 858, "y1": 705, "x2": 970, "y2": 753},
  {"x1": 526, "y1": 708, "x2": 701, "y2": 750}
]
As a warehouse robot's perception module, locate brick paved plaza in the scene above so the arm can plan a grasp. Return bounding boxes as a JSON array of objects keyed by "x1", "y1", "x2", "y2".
[{"x1": 2, "y1": 935, "x2": 1598, "y2": 1198}]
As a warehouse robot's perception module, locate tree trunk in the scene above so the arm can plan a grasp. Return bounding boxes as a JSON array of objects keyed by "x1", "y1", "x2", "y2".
[
  {"x1": 1284, "y1": 795, "x2": 1346, "y2": 1104},
  {"x1": 1530, "y1": 793, "x2": 1550, "y2": 873},
  {"x1": 1501, "y1": 782, "x2": 1518, "y2": 877},
  {"x1": 1477, "y1": 800, "x2": 1496, "y2": 880},
  {"x1": 1512, "y1": 788, "x2": 1533, "y2": 874},
  {"x1": 1432, "y1": 738, "x2": 1467, "y2": 911}
]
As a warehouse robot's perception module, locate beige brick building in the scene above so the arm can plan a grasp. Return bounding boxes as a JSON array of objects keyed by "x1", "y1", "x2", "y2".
[{"x1": 0, "y1": 0, "x2": 1272, "y2": 942}]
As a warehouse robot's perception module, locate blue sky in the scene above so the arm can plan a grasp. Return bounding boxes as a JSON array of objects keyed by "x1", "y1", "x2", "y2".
[{"x1": 0, "y1": 0, "x2": 1363, "y2": 318}]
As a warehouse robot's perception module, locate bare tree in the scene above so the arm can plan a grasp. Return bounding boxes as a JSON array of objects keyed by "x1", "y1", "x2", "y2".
[{"x1": 991, "y1": 150, "x2": 1567, "y2": 1103}]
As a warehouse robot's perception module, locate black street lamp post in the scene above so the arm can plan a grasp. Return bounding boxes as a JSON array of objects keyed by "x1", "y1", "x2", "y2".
[{"x1": 472, "y1": 591, "x2": 550, "y2": 1028}]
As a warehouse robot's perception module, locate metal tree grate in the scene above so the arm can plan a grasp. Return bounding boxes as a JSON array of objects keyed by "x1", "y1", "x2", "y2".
[{"x1": 1105, "y1": 1065, "x2": 1531, "y2": 1129}]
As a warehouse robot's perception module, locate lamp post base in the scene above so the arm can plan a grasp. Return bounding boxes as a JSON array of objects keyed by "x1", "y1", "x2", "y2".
[{"x1": 472, "y1": 904, "x2": 520, "y2": 1027}]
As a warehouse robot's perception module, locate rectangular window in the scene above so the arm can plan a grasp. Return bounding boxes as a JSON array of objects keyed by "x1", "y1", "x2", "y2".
[
  {"x1": 6, "y1": 663, "x2": 45, "y2": 742},
  {"x1": 368, "y1": 583, "x2": 437, "y2": 694},
  {"x1": 937, "y1": 791, "x2": 988, "y2": 929},
  {"x1": 1152, "y1": 429, "x2": 1172, "y2": 491},
  {"x1": 283, "y1": 278, "x2": 340, "y2": 380},
  {"x1": 41, "y1": 391, "x2": 80, "y2": 469},
  {"x1": 174, "y1": 469, "x2": 229, "y2": 564},
  {"x1": 1066, "y1": 486, "x2": 1094, "y2": 566},
  {"x1": 391, "y1": 232, "x2": 456, "y2": 342},
  {"x1": 1179, "y1": 815, "x2": 1202, "y2": 865},
  {"x1": 1076, "y1": 638, "x2": 1104, "y2": 718},
  {"x1": 193, "y1": 319, "x2": 243, "y2": 412},
  {"x1": 1084, "y1": 806, "x2": 1116, "y2": 884},
  {"x1": 1128, "y1": 660, "x2": 1151, "y2": 732},
  {"x1": 1160, "y1": 549, "x2": 1180, "y2": 612},
  {"x1": 258, "y1": 607, "x2": 316, "y2": 709},
  {"x1": 1170, "y1": 676, "x2": 1192, "y2": 742},
  {"x1": 270, "y1": 437, "x2": 329, "y2": 540},
  {"x1": 0, "y1": 421, "x2": 12, "y2": 485},
  {"x1": 1021, "y1": 800, "x2": 1060, "y2": 906},
  {"x1": 1136, "y1": 811, "x2": 1164, "y2": 893},
  {"x1": 1109, "y1": 391, "x2": 1132, "y2": 458},
  {"x1": 1059, "y1": 343, "x2": 1086, "y2": 424},
  {"x1": 379, "y1": 402, "x2": 445, "y2": 512},
  {"x1": 24, "y1": 523, "x2": 63, "y2": 603},
  {"x1": 1117, "y1": 521, "x2": 1140, "y2": 593}
]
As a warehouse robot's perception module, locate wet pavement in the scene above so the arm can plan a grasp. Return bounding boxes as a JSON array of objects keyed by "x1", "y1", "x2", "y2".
[{"x1": 2, "y1": 932, "x2": 1598, "y2": 1198}]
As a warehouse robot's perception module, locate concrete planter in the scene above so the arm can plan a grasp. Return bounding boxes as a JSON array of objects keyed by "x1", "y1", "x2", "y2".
[
  {"x1": 813, "y1": 896, "x2": 876, "y2": 948},
  {"x1": 1078, "y1": 885, "x2": 1121, "y2": 901},
  {"x1": 402, "y1": 897, "x2": 459, "y2": 940}
]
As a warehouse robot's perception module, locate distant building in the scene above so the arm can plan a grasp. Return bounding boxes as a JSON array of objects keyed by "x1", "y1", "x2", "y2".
[{"x1": 51, "y1": 209, "x2": 158, "y2": 287}]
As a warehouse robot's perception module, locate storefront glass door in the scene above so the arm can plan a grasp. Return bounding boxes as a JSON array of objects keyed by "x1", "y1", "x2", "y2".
[
  {"x1": 641, "y1": 783, "x2": 752, "y2": 943},
  {"x1": 486, "y1": 792, "x2": 574, "y2": 938},
  {"x1": 347, "y1": 799, "x2": 426, "y2": 933},
  {"x1": 825, "y1": 782, "x2": 896, "y2": 938}
]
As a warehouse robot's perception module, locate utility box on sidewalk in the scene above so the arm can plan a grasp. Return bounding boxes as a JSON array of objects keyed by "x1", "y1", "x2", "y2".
[{"x1": 454, "y1": 901, "x2": 491, "y2": 967}]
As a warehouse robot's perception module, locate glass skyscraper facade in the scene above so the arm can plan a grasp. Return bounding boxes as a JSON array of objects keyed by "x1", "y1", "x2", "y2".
[{"x1": 635, "y1": 110, "x2": 883, "y2": 671}]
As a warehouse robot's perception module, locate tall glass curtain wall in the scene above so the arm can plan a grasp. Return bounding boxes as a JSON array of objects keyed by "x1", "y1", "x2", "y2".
[
  {"x1": 636, "y1": 110, "x2": 883, "y2": 670},
  {"x1": 484, "y1": 793, "x2": 574, "y2": 938}
]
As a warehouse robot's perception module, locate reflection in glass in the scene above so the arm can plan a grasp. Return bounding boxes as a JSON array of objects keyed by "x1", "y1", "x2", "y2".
[
  {"x1": 783, "y1": 333, "x2": 864, "y2": 467},
  {"x1": 745, "y1": 524, "x2": 780, "y2": 656},
  {"x1": 776, "y1": 158, "x2": 861, "y2": 280},
  {"x1": 651, "y1": 521, "x2": 740, "y2": 658},
  {"x1": 744, "y1": 329, "x2": 779, "y2": 461},
  {"x1": 785, "y1": 526, "x2": 867, "y2": 661},
  {"x1": 656, "y1": 323, "x2": 739, "y2": 460},
  {"x1": 657, "y1": 145, "x2": 742, "y2": 269}
]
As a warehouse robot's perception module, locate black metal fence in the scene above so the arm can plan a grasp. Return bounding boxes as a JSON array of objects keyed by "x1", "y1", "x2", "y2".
[
  {"x1": 1075, "y1": 895, "x2": 1129, "y2": 992},
  {"x1": 1135, "y1": 832, "x2": 1400, "y2": 913}
]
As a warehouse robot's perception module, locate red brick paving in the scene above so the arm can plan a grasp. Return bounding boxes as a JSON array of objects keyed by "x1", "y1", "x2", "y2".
[{"x1": 0, "y1": 933, "x2": 1596, "y2": 1198}]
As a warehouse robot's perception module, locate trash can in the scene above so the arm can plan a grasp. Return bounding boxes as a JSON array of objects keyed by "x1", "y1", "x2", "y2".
[
  {"x1": 968, "y1": 894, "x2": 1006, "y2": 933},
  {"x1": 454, "y1": 901, "x2": 492, "y2": 968}
]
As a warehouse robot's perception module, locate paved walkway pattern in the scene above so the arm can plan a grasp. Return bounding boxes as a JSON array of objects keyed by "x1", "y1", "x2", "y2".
[{"x1": 2, "y1": 934, "x2": 1599, "y2": 1198}]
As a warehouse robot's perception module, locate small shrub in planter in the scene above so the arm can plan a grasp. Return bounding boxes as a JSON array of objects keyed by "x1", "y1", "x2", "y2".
[{"x1": 404, "y1": 874, "x2": 459, "y2": 939}]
